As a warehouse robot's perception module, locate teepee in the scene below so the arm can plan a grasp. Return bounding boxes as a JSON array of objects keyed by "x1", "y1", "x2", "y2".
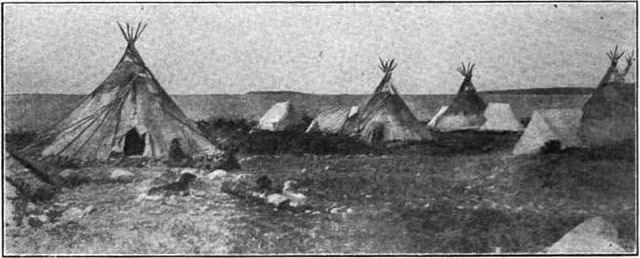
[
  {"x1": 479, "y1": 103, "x2": 524, "y2": 131},
  {"x1": 305, "y1": 106, "x2": 358, "y2": 134},
  {"x1": 23, "y1": 23, "x2": 223, "y2": 161},
  {"x1": 513, "y1": 108, "x2": 584, "y2": 155},
  {"x1": 343, "y1": 58, "x2": 432, "y2": 144},
  {"x1": 257, "y1": 101, "x2": 305, "y2": 131},
  {"x1": 579, "y1": 46, "x2": 636, "y2": 146},
  {"x1": 429, "y1": 63, "x2": 487, "y2": 131}
]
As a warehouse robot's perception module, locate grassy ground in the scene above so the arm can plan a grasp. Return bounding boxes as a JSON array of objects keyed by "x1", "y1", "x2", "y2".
[{"x1": 3, "y1": 127, "x2": 637, "y2": 254}]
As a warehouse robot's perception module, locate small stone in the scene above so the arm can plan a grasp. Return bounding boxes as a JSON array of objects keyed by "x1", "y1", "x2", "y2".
[
  {"x1": 181, "y1": 168, "x2": 200, "y2": 175},
  {"x1": 4, "y1": 180, "x2": 18, "y2": 199},
  {"x1": 35, "y1": 214, "x2": 49, "y2": 223},
  {"x1": 346, "y1": 208, "x2": 354, "y2": 214},
  {"x1": 25, "y1": 202, "x2": 38, "y2": 214},
  {"x1": 61, "y1": 207, "x2": 85, "y2": 221},
  {"x1": 84, "y1": 205, "x2": 95, "y2": 214},
  {"x1": 207, "y1": 169, "x2": 228, "y2": 180},
  {"x1": 330, "y1": 207, "x2": 344, "y2": 214},
  {"x1": 300, "y1": 168, "x2": 307, "y2": 173},
  {"x1": 23, "y1": 216, "x2": 43, "y2": 228},
  {"x1": 110, "y1": 168, "x2": 134, "y2": 181},
  {"x1": 58, "y1": 169, "x2": 78, "y2": 180}
]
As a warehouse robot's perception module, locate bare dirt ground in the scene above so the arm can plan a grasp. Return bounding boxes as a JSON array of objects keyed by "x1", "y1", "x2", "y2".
[{"x1": 4, "y1": 139, "x2": 636, "y2": 254}]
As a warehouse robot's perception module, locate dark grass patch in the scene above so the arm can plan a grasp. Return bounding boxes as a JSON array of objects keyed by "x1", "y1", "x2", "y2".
[
  {"x1": 198, "y1": 117, "x2": 521, "y2": 156},
  {"x1": 400, "y1": 204, "x2": 587, "y2": 253},
  {"x1": 5, "y1": 130, "x2": 38, "y2": 151}
]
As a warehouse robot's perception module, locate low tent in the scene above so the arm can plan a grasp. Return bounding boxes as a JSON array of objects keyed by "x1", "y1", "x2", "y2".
[
  {"x1": 427, "y1": 106, "x2": 449, "y2": 128},
  {"x1": 512, "y1": 108, "x2": 584, "y2": 155},
  {"x1": 579, "y1": 46, "x2": 636, "y2": 146},
  {"x1": 305, "y1": 106, "x2": 359, "y2": 134},
  {"x1": 343, "y1": 58, "x2": 432, "y2": 143},
  {"x1": 22, "y1": 23, "x2": 223, "y2": 161},
  {"x1": 430, "y1": 63, "x2": 488, "y2": 131},
  {"x1": 257, "y1": 101, "x2": 305, "y2": 131},
  {"x1": 479, "y1": 103, "x2": 524, "y2": 131}
]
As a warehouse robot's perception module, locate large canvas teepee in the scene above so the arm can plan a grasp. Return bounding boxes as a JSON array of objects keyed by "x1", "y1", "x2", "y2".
[
  {"x1": 513, "y1": 108, "x2": 584, "y2": 155},
  {"x1": 25, "y1": 23, "x2": 223, "y2": 161},
  {"x1": 257, "y1": 101, "x2": 305, "y2": 131},
  {"x1": 429, "y1": 63, "x2": 487, "y2": 131},
  {"x1": 579, "y1": 46, "x2": 636, "y2": 146},
  {"x1": 343, "y1": 58, "x2": 432, "y2": 144}
]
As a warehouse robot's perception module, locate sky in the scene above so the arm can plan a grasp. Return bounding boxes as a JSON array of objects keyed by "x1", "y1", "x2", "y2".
[{"x1": 3, "y1": 3, "x2": 637, "y2": 95}]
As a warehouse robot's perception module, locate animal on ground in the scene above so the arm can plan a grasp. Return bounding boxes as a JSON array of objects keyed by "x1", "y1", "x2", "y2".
[{"x1": 147, "y1": 173, "x2": 198, "y2": 197}]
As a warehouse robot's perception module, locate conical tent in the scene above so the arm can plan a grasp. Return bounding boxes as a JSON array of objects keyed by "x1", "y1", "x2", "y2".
[
  {"x1": 23, "y1": 23, "x2": 223, "y2": 161},
  {"x1": 305, "y1": 106, "x2": 358, "y2": 134},
  {"x1": 479, "y1": 103, "x2": 524, "y2": 131},
  {"x1": 343, "y1": 58, "x2": 432, "y2": 144},
  {"x1": 257, "y1": 101, "x2": 305, "y2": 131},
  {"x1": 579, "y1": 46, "x2": 636, "y2": 146},
  {"x1": 513, "y1": 108, "x2": 584, "y2": 155},
  {"x1": 430, "y1": 63, "x2": 487, "y2": 131}
]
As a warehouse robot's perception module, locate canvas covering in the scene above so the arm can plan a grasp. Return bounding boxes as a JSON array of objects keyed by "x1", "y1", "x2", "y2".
[
  {"x1": 479, "y1": 103, "x2": 524, "y2": 131},
  {"x1": 306, "y1": 106, "x2": 358, "y2": 134},
  {"x1": 29, "y1": 25, "x2": 222, "y2": 161},
  {"x1": 513, "y1": 108, "x2": 584, "y2": 155},
  {"x1": 343, "y1": 59, "x2": 432, "y2": 143},
  {"x1": 257, "y1": 101, "x2": 305, "y2": 131}
]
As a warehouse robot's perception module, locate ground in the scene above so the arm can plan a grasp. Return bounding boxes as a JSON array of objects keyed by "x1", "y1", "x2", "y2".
[{"x1": 4, "y1": 131, "x2": 636, "y2": 254}]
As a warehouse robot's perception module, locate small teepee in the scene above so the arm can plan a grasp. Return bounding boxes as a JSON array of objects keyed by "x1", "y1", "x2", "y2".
[
  {"x1": 23, "y1": 23, "x2": 223, "y2": 162},
  {"x1": 579, "y1": 46, "x2": 636, "y2": 146},
  {"x1": 479, "y1": 103, "x2": 524, "y2": 131},
  {"x1": 429, "y1": 63, "x2": 487, "y2": 131},
  {"x1": 513, "y1": 108, "x2": 584, "y2": 155},
  {"x1": 343, "y1": 58, "x2": 432, "y2": 144},
  {"x1": 305, "y1": 106, "x2": 358, "y2": 134},
  {"x1": 257, "y1": 101, "x2": 305, "y2": 131}
]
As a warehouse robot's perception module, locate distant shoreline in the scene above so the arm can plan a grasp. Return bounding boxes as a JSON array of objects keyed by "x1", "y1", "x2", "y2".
[{"x1": 5, "y1": 87, "x2": 595, "y2": 97}]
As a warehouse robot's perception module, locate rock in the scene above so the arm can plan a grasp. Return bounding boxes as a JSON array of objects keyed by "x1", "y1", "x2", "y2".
[
  {"x1": 4, "y1": 180, "x2": 18, "y2": 199},
  {"x1": 25, "y1": 202, "x2": 38, "y2": 214},
  {"x1": 84, "y1": 205, "x2": 95, "y2": 214},
  {"x1": 35, "y1": 214, "x2": 49, "y2": 223},
  {"x1": 110, "y1": 168, "x2": 134, "y2": 181},
  {"x1": 61, "y1": 207, "x2": 86, "y2": 221},
  {"x1": 180, "y1": 168, "x2": 200, "y2": 175},
  {"x1": 207, "y1": 169, "x2": 228, "y2": 180},
  {"x1": 547, "y1": 217, "x2": 626, "y2": 253},
  {"x1": 23, "y1": 216, "x2": 44, "y2": 228},
  {"x1": 330, "y1": 207, "x2": 346, "y2": 214},
  {"x1": 58, "y1": 169, "x2": 78, "y2": 179},
  {"x1": 4, "y1": 199, "x2": 17, "y2": 227}
]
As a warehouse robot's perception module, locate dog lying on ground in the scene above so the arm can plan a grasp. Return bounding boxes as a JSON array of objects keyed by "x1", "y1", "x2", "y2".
[{"x1": 147, "y1": 173, "x2": 198, "y2": 197}]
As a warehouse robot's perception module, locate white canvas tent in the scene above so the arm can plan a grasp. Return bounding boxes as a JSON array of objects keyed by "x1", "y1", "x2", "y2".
[
  {"x1": 23, "y1": 23, "x2": 223, "y2": 161},
  {"x1": 479, "y1": 103, "x2": 524, "y2": 131},
  {"x1": 257, "y1": 101, "x2": 305, "y2": 131},
  {"x1": 305, "y1": 106, "x2": 359, "y2": 134},
  {"x1": 513, "y1": 108, "x2": 584, "y2": 155}
]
